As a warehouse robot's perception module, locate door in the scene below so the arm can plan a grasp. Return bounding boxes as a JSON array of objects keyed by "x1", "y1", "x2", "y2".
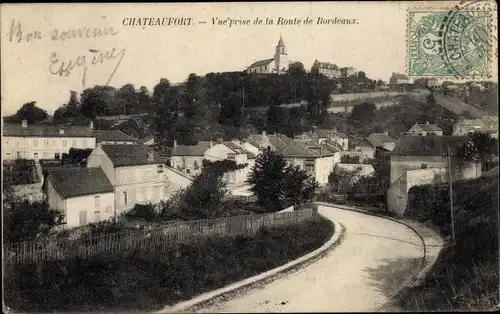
[{"x1": 34, "y1": 153, "x2": 39, "y2": 161}]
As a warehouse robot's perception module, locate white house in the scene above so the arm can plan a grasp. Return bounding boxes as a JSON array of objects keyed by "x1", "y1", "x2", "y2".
[
  {"x1": 387, "y1": 135, "x2": 481, "y2": 215},
  {"x1": 87, "y1": 144, "x2": 191, "y2": 215},
  {"x1": 408, "y1": 121, "x2": 443, "y2": 136},
  {"x1": 43, "y1": 167, "x2": 115, "y2": 228},
  {"x1": 311, "y1": 60, "x2": 342, "y2": 78},
  {"x1": 170, "y1": 141, "x2": 212, "y2": 176},
  {"x1": 2, "y1": 119, "x2": 96, "y2": 161}
]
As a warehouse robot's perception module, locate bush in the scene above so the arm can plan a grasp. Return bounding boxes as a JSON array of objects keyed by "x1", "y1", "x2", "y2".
[
  {"x1": 398, "y1": 176, "x2": 498, "y2": 311},
  {"x1": 124, "y1": 203, "x2": 158, "y2": 222},
  {"x1": 5, "y1": 216, "x2": 334, "y2": 312}
]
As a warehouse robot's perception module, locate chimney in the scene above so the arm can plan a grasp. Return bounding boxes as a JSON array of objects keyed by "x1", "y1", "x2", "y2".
[
  {"x1": 21, "y1": 119, "x2": 27, "y2": 128},
  {"x1": 384, "y1": 130, "x2": 389, "y2": 136},
  {"x1": 59, "y1": 128, "x2": 65, "y2": 135},
  {"x1": 148, "y1": 151, "x2": 154, "y2": 161},
  {"x1": 312, "y1": 126, "x2": 317, "y2": 133},
  {"x1": 173, "y1": 140, "x2": 177, "y2": 147},
  {"x1": 262, "y1": 131, "x2": 266, "y2": 137},
  {"x1": 426, "y1": 121, "x2": 430, "y2": 125},
  {"x1": 209, "y1": 141, "x2": 213, "y2": 148},
  {"x1": 89, "y1": 121, "x2": 94, "y2": 130}
]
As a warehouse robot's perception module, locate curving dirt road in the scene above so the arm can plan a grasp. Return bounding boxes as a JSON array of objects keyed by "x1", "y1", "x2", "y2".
[{"x1": 195, "y1": 206, "x2": 426, "y2": 313}]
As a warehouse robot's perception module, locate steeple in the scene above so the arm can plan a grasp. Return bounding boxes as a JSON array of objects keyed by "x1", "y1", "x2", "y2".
[{"x1": 277, "y1": 33, "x2": 285, "y2": 47}]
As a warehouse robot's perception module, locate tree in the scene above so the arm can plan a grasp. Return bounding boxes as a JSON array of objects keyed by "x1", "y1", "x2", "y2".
[
  {"x1": 178, "y1": 165, "x2": 227, "y2": 219},
  {"x1": 152, "y1": 78, "x2": 171, "y2": 106},
  {"x1": 358, "y1": 71, "x2": 366, "y2": 79},
  {"x1": 288, "y1": 62, "x2": 306, "y2": 76},
  {"x1": 80, "y1": 86, "x2": 116, "y2": 118},
  {"x1": 248, "y1": 147, "x2": 288, "y2": 211},
  {"x1": 458, "y1": 132, "x2": 498, "y2": 172},
  {"x1": 3, "y1": 200, "x2": 65, "y2": 243},
  {"x1": 328, "y1": 166, "x2": 359, "y2": 197},
  {"x1": 4, "y1": 101, "x2": 48, "y2": 124},
  {"x1": 349, "y1": 102, "x2": 376, "y2": 125},
  {"x1": 284, "y1": 165, "x2": 319, "y2": 210}
]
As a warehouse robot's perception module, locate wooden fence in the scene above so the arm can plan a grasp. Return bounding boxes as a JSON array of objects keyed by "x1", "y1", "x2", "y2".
[{"x1": 4, "y1": 208, "x2": 315, "y2": 265}]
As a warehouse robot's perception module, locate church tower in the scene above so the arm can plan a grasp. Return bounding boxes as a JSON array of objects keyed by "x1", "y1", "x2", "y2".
[{"x1": 274, "y1": 34, "x2": 289, "y2": 74}]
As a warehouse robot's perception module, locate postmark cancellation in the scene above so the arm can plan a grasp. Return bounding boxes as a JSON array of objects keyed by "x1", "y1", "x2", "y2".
[{"x1": 407, "y1": 0, "x2": 497, "y2": 79}]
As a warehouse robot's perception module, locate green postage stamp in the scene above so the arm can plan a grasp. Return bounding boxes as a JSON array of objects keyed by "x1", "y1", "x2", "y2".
[{"x1": 407, "y1": 0, "x2": 497, "y2": 78}]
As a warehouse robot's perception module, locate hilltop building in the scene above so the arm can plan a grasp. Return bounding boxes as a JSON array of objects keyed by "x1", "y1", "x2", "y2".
[{"x1": 246, "y1": 35, "x2": 289, "y2": 74}]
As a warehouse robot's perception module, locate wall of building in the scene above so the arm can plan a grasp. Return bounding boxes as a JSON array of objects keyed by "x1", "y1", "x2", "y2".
[
  {"x1": 387, "y1": 155, "x2": 481, "y2": 215},
  {"x1": 46, "y1": 178, "x2": 67, "y2": 218},
  {"x1": 353, "y1": 145, "x2": 375, "y2": 159},
  {"x1": 65, "y1": 192, "x2": 115, "y2": 228},
  {"x1": 171, "y1": 155, "x2": 204, "y2": 176},
  {"x1": 87, "y1": 147, "x2": 116, "y2": 186},
  {"x1": 113, "y1": 163, "x2": 166, "y2": 213},
  {"x1": 315, "y1": 156, "x2": 335, "y2": 185},
  {"x1": 247, "y1": 60, "x2": 275, "y2": 74},
  {"x1": 3, "y1": 136, "x2": 96, "y2": 160}
]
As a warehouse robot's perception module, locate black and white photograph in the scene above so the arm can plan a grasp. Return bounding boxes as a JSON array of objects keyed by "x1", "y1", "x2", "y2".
[{"x1": 1, "y1": 1, "x2": 498, "y2": 312}]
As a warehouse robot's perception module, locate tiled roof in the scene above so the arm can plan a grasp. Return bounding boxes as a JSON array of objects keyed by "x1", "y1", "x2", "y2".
[
  {"x1": 3, "y1": 123, "x2": 93, "y2": 138},
  {"x1": 356, "y1": 138, "x2": 375, "y2": 147},
  {"x1": 415, "y1": 123, "x2": 442, "y2": 132},
  {"x1": 46, "y1": 167, "x2": 114, "y2": 199},
  {"x1": 92, "y1": 130, "x2": 137, "y2": 143},
  {"x1": 248, "y1": 58, "x2": 275, "y2": 68},
  {"x1": 101, "y1": 144, "x2": 165, "y2": 167},
  {"x1": 171, "y1": 143, "x2": 210, "y2": 156},
  {"x1": 392, "y1": 135, "x2": 469, "y2": 156},
  {"x1": 368, "y1": 133, "x2": 395, "y2": 147},
  {"x1": 246, "y1": 151, "x2": 257, "y2": 159},
  {"x1": 283, "y1": 140, "x2": 336, "y2": 157}
]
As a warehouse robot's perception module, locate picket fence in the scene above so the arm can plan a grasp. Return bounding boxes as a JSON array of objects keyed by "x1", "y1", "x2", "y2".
[{"x1": 4, "y1": 208, "x2": 315, "y2": 265}]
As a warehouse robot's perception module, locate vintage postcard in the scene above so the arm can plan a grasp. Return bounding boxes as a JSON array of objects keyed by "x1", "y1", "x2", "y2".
[{"x1": 1, "y1": 1, "x2": 498, "y2": 313}]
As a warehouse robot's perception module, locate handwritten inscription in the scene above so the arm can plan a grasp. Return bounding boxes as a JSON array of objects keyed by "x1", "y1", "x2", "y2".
[
  {"x1": 6, "y1": 19, "x2": 119, "y2": 43},
  {"x1": 49, "y1": 48, "x2": 126, "y2": 87}
]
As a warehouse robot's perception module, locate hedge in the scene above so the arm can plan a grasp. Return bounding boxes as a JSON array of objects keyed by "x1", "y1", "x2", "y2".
[{"x1": 5, "y1": 215, "x2": 334, "y2": 312}]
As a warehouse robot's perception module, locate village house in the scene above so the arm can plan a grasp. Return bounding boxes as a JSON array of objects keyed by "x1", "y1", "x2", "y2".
[
  {"x1": 311, "y1": 60, "x2": 342, "y2": 78},
  {"x1": 296, "y1": 127, "x2": 349, "y2": 151},
  {"x1": 42, "y1": 167, "x2": 115, "y2": 228},
  {"x1": 387, "y1": 135, "x2": 481, "y2": 215},
  {"x1": 353, "y1": 132, "x2": 396, "y2": 159},
  {"x1": 389, "y1": 73, "x2": 414, "y2": 86},
  {"x1": 170, "y1": 141, "x2": 212, "y2": 176},
  {"x1": 453, "y1": 116, "x2": 498, "y2": 139},
  {"x1": 408, "y1": 121, "x2": 443, "y2": 136},
  {"x1": 87, "y1": 144, "x2": 191, "y2": 215},
  {"x1": 2, "y1": 119, "x2": 96, "y2": 161},
  {"x1": 340, "y1": 66, "x2": 357, "y2": 77},
  {"x1": 247, "y1": 131, "x2": 337, "y2": 185},
  {"x1": 91, "y1": 129, "x2": 138, "y2": 145}
]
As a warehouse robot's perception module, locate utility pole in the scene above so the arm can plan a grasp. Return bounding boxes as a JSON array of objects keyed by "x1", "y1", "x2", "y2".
[
  {"x1": 123, "y1": 99, "x2": 126, "y2": 115},
  {"x1": 241, "y1": 87, "x2": 245, "y2": 128},
  {"x1": 447, "y1": 145, "x2": 456, "y2": 245}
]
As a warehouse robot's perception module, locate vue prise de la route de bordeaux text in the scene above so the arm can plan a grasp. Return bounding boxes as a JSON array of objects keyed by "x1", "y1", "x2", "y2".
[{"x1": 121, "y1": 16, "x2": 358, "y2": 27}]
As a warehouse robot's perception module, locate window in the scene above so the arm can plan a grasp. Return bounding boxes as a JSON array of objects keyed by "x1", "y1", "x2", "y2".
[
  {"x1": 15, "y1": 140, "x2": 20, "y2": 147},
  {"x1": 105, "y1": 205, "x2": 112, "y2": 215},
  {"x1": 55, "y1": 153, "x2": 60, "y2": 160},
  {"x1": 94, "y1": 210, "x2": 100, "y2": 223},
  {"x1": 146, "y1": 187, "x2": 153, "y2": 201},
  {"x1": 82, "y1": 140, "x2": 87, "y2": 147},
  {"x1": 123, "y1": 191, "x2": 128, "y2": 205},
  {"x1": 157, "y1": 165, "x2": 164, "y2": 173},
  {"x1": 145, "y1": 169, "x2": 151, "y2": 181},
  {"x1": 186, "y1": 168, "x2": 191, "y2": 174},
  {"x1": 136, "y1": 188, "x2": 143, "y2": 202},
  {"x1": 72, "y1": 140, "x2": 77, "y2": 147},
  {"x1": 62, "y1": 140, "x2": 67, "y2": 147},
  {"x1": 44, "y1": 140, "x2": 49, "y2": 147},
  {"x1": 228, "y1": 153, "x2": 236, "y2": 161},
  {"x1": 136, "y1": 169, "x2": 142, "y2": 182},
  {"x1": 421, "y1": 163, "x2": 428, "y2": 169},
  {"x1": 120, "y1": 170, "x2": 127, "y2": 184},
  {"x1": 79, "y1": 210, "x2": 87, "y2": 226},
  {"x1": 95, "y1": 196, "x2": 100, "y2": 208},
  {"x1": 33, "y1": 139, "x2": 38, "y2": 147}
]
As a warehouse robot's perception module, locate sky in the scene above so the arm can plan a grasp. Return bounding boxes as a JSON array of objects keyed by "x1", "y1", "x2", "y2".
[{"x1": 1, "y1": 2, "x2": 497, "y2": 115}]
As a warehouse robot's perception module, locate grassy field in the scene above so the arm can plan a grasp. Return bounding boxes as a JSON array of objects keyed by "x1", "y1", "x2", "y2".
[
  {"x1": 4, "y1": 215, "x2": 334, "y2": 312},
  {"x1": 398, "y1": 176, "x2": 498, "y2": 311}
]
